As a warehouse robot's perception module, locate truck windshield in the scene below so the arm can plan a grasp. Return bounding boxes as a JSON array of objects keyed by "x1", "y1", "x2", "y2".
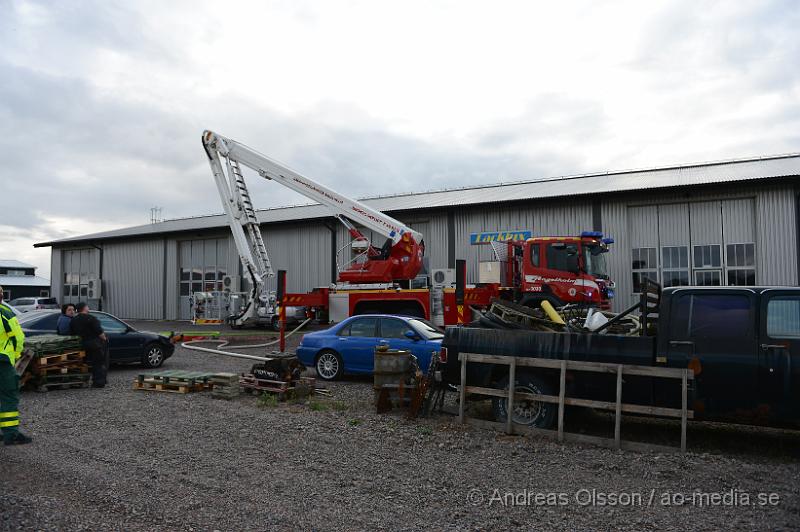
[{"x1": 583, "y1": 245, "x2": 609, "y2": 279}]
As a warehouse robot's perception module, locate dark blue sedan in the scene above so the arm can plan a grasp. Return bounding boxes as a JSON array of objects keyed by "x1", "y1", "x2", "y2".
[
  {"x1": 18, "y1": 310, "x2": 175, "y2": 368},
  {"x1": 297, "y1": 314, "x2": 444, "y2": 380}
]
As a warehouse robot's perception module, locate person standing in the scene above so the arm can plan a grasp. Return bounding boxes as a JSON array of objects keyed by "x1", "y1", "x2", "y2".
[
  {"x1": 57, "y1": 303, "x2": 76, "y2": 335},
  {"x1": 0, "y1": 285, "x2": 32, "y2": 445},
  {"x1": 70, "y1": 302, "x2": 108, "y2": 388}
]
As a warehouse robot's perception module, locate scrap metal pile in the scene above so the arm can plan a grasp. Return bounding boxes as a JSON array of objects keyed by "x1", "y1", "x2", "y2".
[{"x1": 473, "y1": 298, "x2": 642, "y2": 336}]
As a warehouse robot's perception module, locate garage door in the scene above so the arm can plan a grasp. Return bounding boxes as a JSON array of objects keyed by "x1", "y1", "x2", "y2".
[{"x1": 627, "y1": 199, "x2": 756, "y2": 294}]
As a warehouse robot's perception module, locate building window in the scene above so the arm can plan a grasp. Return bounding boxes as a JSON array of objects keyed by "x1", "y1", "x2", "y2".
[
  {"x1": 631, "y1": 247, "x2": 658, "y2": 293},
  {"x1": 62, "y1": 249, "x2": 96, "y2": 304},
  {"x1": 693, "y1": 245, "x2": 721, "y2": 269},
  {"x1": 39, "y1": 289, "x2": 50, "y2": 297},
  {"x1": 693, "y1": 244, "x2": 722, "y2": 286},
  {"x1": 661, "y1": 246, "x2": 689, "y2": 287},
  {"x1": 726, "y1": 243, "x2": 756, "y2": 286},
  {"x1": 6, "y1": 269, "x2": 26, "y2": 277},
  {"x1": 694, "y1": 270, "x2": 721, "y2": 286},
  {"x1": 179, "y1": 239, "x2": 228, "y2": 297}
]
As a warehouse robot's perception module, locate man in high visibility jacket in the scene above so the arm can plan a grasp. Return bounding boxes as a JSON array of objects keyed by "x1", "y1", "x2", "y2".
[{"x1": 0, "y1": 286, "x2": 32, "y2": 445}]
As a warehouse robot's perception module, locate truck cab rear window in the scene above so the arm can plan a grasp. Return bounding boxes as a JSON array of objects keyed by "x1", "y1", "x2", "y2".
[
  {"x1": 767, "y1": 297, "x2": 800, "y2": 339},
  {"x1": 670, "y1": 294, "x2": 751, "y2": 340}
]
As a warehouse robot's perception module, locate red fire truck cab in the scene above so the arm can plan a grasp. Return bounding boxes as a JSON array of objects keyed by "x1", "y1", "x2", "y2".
[{"x1": 511, "y1": 231, "x2": 615, "y2": 309}]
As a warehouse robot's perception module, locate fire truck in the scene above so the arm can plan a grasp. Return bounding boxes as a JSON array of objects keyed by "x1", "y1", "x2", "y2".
[{"x1": 201, "y1": 131, "x2": 614, "y2": 327}]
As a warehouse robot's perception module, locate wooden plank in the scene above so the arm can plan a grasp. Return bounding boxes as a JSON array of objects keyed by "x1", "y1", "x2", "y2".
[
  {"x1": 614, "y1": 365, "x2": 623, "y2": 450},
  {"x1": 681, "y1": 369, "x2": 688, "y2": 452},
  {"x1": 557, "y1": 360, "x2": 566, "y2": 443},
  {"x1": 506, "y1": 358, "x2": 516, "y2": 435},
  {"x1": 460, "y1": 352, "x2": 693, "y2": 380},
  {"x1": 463, "y1": 386, "x2": 561, "y2": 404},
  {"x1": 458, "y1": 352, "x2": 467, "y2": 423},
  {"x1": 464, "y1": 384, "x2": 693, "y2": 419}
]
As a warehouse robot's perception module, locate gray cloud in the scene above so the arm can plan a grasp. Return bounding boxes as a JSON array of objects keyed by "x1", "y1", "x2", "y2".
[{"x1": 1, "y1": 0, "x2": 799, "y2": 280}]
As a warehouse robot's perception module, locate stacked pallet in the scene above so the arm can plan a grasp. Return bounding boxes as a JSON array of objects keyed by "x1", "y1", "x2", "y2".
[
  {"x1": 239, "y1": 374, "x2": 316, "y2": 400},
  {"x1": 23, "y1": 335, "x2": 90, "y2": 392},
  {"x1": 133, "y1": 370, "x2": 213, "y2": 393},
  {"x1": 209, "y1": 373, "x2": 240, "y2": 399}
]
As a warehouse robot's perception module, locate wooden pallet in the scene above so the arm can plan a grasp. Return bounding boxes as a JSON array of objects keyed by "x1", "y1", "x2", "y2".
[
  {"x1": 132, "y1": 381, "x2": 204, "y2": 394},
  {"x1": 36, "y1": 372, "x2": 91, "y2": 383},
  {"x1": 239, "y1": 375, "x2": 315, "y2": 398},
  {"x1": 33, "y1": 351, "x2": 86, "y2": 367},
  {"x1": 34, "y1": 364, "x2": 90, "y2": 376},
  {"x1": 35, "y1": 374, "x2": 91, "y2": 392},
  {"x1": 136, "y1": 370, "x2": 214, "y2": 389},
  {"x1": 15, "y1": 350, "x2": 35, "y2": 376}
]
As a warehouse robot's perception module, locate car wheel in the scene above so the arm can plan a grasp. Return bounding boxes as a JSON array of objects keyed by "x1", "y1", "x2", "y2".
[
  {"x1": 142, "y1": 343, "x2": 166, "y2": 368},
  {"x1": 492, "y1": 373, "x2": 556, "y2": 429},
  {"x1": 315, "y1": 350, "x2": 343, "y2": 381}
]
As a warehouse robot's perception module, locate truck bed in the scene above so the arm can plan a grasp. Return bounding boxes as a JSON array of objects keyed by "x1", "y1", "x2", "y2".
[{"x1": 442, "y1": 326, "x2": 656, "y2": 389}]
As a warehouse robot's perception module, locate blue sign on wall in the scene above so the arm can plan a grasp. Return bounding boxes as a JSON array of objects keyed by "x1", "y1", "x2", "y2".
[{"x1": 470, "y1": 230, "x2": 532, "y2": 245}]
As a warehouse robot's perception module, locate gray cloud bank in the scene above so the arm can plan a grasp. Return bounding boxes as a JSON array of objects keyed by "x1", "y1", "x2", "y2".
[{"x1": 1, "y1": 0, "x2": 799, "y2": 278}]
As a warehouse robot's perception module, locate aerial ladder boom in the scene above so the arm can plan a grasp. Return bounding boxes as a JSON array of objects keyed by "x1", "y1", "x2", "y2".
[{"x1": 202, "y1": 130, "x2": 425, "y2": 285}]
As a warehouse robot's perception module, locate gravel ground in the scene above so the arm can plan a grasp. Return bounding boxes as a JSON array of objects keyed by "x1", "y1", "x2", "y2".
[{"x1": 2, "y1": 329, "x2": 799, "y2": 531}]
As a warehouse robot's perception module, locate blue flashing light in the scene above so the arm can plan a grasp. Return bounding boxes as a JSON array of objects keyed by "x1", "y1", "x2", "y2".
[
  {"x1": 602, "y1": 237, "x2": 615, "y2": 245},
  {"x1": 581, "y1": 231, "x2": 603, "y2": 238}
]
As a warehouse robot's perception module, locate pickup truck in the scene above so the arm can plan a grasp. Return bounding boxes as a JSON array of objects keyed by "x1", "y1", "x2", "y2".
[{"x1": 440, "y1": 286, "x2": 800, "y2": 430}]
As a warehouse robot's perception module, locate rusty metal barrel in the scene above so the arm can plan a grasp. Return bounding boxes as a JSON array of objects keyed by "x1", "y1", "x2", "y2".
[{"x1": 373, "y1": 344, "x2": 411, "y2": 390}]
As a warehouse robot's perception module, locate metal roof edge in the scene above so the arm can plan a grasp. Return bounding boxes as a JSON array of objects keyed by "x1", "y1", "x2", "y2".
[{"x1": 34, "y1": 152, "x2": 800, "y2": 248}]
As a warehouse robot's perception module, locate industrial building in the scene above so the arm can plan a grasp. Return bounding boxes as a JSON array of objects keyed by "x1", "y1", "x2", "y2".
[
  {"x1": 35, "y1": 153, "x2": 800, "y2": 320},
  {"x1": 0, "y1": 260, "x2": 51, "y2": 301}
]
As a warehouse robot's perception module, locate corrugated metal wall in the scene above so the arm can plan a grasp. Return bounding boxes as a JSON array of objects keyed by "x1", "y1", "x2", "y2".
[
  {"x1": 756, "y1": 186, "x2": 797, "y2": 284},
  {"x1": 102, "y1": 240, "x2": 164, "y2": 319},
  {"x1": 164, "y1": 239, "x2": 178, "y2": 320},
  {"x1": 48, "y1": 181, "x2": 799, "y2": 319},
  {"x1": 50, "y1": 249, "x2": 62, "y2": 305},
  {"x1": 259, "y1": 223, "x2": 332, "y2": 293},
  {"x1": 690, "y1": 202, "x2": 723, "y2": 245}
]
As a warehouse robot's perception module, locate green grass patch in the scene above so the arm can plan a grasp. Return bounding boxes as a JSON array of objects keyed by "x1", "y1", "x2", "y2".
[
  {"x1": 308, "y1": 400, "x2": 329, "y2": 412},
  {"x1": 257, "y1": 392, "x2": 279, "y2": 408}
]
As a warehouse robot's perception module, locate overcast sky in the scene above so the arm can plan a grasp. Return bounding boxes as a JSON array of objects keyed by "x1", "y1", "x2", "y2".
[{"x1": 1, "y1": 0, "x2": 798, "y2": 279}]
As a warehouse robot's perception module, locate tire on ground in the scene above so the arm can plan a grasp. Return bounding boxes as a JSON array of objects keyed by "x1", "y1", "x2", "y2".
[{"x1": 491, "y1": 372, "x2": 557, "y2": 429}]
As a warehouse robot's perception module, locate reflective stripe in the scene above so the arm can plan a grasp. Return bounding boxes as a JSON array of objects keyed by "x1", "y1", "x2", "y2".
[
  {"x1": 0, "y1": 419, "x2": 20, "y2": 428},
  {"x1": 0, "y1": 411, "x2": 19, "y2": 418}
]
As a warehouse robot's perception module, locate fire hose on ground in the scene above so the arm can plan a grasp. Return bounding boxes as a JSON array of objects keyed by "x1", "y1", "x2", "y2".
[{"x1": 181, "y1": 318, "x2": 312, "y2": 362}]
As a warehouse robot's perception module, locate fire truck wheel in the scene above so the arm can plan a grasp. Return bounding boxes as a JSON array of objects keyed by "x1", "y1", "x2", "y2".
[
  {"x1": 315, "y1": 350, "x2": 343, "y2": 381},
  {"x1": 492, "y1": 373, "x2": 556, "y2": 429}
]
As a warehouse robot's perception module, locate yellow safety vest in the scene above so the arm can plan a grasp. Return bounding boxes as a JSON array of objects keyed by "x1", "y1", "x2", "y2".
[{"x1": 0, "y1": 302, "x2": 24, "y2": 365}]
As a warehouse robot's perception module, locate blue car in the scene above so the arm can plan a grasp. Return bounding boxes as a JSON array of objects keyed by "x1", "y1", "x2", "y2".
[{"x1": 297, "y1": 314, "x2": 444, "y2": 380}]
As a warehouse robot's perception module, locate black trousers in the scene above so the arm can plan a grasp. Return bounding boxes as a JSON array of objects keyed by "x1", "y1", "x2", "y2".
[{"x1": 84, "y1": 339, "x2": 109, "y2": 386}]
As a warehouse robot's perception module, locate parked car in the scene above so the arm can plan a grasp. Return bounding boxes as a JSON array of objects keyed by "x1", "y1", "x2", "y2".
[
  {"x1": 17, "y1": 310, "x2": 174, "y2": 368},
  {"x1": 1, "y1": 302, "x2": 22, "y2": 317},
  {"x1": 297, "y1": 314, "x2": 444, "y2": 380},
  {"x1": 8, "y1": 297, "x2": 59, "y2": 313}
]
